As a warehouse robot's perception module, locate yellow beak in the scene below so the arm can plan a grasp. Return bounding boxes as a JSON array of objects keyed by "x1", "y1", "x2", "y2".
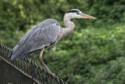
[{"x1": 82, "y1": 14, "x2": 96, "y2": 19}]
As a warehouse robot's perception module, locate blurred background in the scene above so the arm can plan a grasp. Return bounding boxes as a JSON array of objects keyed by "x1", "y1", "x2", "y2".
[{"x1": 0, "y1": 0, "x2": 125, "y2": 84}]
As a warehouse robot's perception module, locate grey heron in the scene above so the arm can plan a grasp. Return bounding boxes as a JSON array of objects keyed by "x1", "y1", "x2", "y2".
[{"x1": 9, "y1": 9, "x2": 96, "y2": 76}]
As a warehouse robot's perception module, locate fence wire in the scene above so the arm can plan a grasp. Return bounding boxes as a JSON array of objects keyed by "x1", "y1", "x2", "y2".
[{"x1": 0, "y1": 44, "x2": 68, "y2": 84}]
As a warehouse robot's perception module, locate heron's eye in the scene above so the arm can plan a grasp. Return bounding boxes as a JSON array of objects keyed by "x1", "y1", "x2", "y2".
[{"x1": 76, "y1": 12, "x2": 80, "y2": 15}]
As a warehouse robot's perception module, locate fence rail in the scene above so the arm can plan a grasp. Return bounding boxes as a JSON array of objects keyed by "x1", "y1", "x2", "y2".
[{"x1": 0, "y1": 44, "x2": 67, "y2": 84}]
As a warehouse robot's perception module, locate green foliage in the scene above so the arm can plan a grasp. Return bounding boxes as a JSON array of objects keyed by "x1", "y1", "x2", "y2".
[
  {"x1": 0, "y1": 0, "x2": 125, "y2": 84},
  {"x1": 45, "y1": 24, "x2": 125, "y2": 84}
]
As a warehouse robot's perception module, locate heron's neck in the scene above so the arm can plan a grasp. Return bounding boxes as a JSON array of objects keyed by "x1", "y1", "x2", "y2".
[
  {"x1": 59, "y1": 14, "x2": 75, "y2": 38},
  {"x1": 64, "y1": 14, "x2": 75, "y2": 29}
]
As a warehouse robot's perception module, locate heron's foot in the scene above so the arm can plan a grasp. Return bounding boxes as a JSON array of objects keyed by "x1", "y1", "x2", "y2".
[
  {"x1": 47, "y1": 71, "x2": 56, "y2": 77},
  {"x1": 43, "y1": 66, "x2": 56, "y2": 77}
]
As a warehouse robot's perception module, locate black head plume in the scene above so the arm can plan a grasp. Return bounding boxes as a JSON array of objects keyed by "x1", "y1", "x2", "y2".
[{"x1": 67, "y1": 9, "x2": 80, "y2": 14}]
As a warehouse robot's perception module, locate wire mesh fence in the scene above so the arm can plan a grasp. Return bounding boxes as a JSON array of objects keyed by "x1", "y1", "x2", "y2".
[{"x1": 0, "y1": 44, "x2": 68, "y2": 84}]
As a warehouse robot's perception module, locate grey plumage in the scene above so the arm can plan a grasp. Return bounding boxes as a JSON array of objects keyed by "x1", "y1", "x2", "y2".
[
  {"x1": 9, "y1": 9, "x2": 96, "y2": 76},
  {"x1": 10, "y1": 19, "x2": 61, "y2": 60}
]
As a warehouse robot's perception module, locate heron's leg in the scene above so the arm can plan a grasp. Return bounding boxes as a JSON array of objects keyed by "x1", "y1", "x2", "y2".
[{"x1": 39, "y1": 49, "x2": 55, "y2": 76}]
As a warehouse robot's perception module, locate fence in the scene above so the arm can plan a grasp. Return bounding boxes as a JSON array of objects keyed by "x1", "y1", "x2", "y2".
[{"x1": 0, "y1": 44, "x2": 68, "y2": 84}]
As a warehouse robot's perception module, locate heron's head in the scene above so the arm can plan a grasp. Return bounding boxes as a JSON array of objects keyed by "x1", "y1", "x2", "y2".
[{"x1": 66, "y1": 9, "x2": 96, "y2": 19}]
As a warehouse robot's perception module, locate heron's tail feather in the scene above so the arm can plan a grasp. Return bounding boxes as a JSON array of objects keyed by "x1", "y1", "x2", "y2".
[
  {"x1": 8, "y1": 49, "x2": 21, "y2": 60},
  {"x1": 8, "y1": 50, "x2": 14, "y2": 60},
  {"x1": 9, "y1": 50, "x2": 27, "y2": 60},
  {"x1": 8, "y1": 45, "x2": 29, "y2": 60},
  {"x1": 10, "y1": 54, "x2": 17, "y2": 60}
]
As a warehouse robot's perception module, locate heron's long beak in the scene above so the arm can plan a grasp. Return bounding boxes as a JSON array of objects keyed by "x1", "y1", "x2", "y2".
[{"x1": 82, "y1": 13, "x2": 96, "y2": 19}]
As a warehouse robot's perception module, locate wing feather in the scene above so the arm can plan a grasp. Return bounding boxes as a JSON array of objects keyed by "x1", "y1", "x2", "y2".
[{"x1": 11, "y1": 19, "x2": 61, "y2": 60}]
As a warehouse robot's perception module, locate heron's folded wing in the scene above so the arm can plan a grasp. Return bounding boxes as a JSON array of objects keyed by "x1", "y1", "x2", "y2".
[{"x1": 11, "y1": 19, "x2": 60, "y2": 59}]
